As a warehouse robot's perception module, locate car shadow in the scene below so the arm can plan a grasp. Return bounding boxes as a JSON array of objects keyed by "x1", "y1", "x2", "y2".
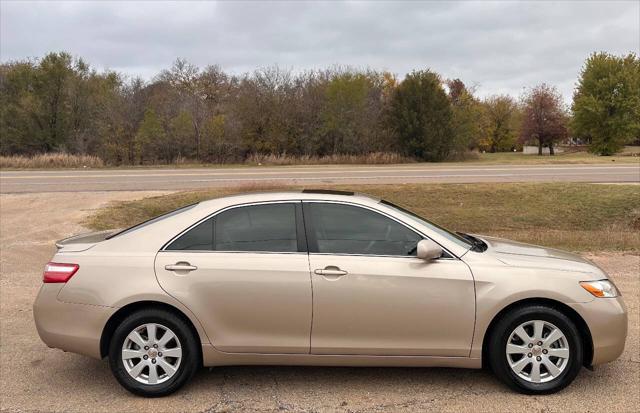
[{"x1": 47, "y1": 352, "x2": 619, "y2": 411}]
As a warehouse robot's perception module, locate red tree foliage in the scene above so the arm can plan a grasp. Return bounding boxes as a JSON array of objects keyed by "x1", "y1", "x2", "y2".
[{"x1": 520, "y1": 84, "x2": 568, "y2": 155}]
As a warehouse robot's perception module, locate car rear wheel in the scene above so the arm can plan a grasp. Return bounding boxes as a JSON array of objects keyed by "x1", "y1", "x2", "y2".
[
  {"x1": 108, "y1": 308, "x2": 199, "y2": 397},
  {"x1": 488, "y1": 305, "x2": 583, "y2": 394}
]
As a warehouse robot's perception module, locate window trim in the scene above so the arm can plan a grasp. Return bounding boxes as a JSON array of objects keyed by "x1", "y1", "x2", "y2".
[
  {"x1": 160, "y1": 201, "x2": 306, "y2": 254},
  {"x1": 301, "y1": 200, "x2": 457, "y2": 260},
  {"x1": 160, "y1": 199, "x2": 458, "y2": 260}
]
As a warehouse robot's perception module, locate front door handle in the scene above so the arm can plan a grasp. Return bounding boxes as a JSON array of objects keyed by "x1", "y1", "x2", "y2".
[
  {"x1": 165, "y1": 262, "x2": 198, "y2": 272},
  {"x1": 314, "y1": 266, "x2": 348, "y2": 276}
]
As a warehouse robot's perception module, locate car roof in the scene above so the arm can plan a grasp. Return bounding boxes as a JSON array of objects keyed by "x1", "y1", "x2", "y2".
[{"x1": 197, "y1": 189, "x2": 381, "y2": 209}]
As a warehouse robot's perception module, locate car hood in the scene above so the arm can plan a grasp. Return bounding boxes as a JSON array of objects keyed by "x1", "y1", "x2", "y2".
[{"x1": 476, "y1": 235, "x2": 605, "y2": 276}]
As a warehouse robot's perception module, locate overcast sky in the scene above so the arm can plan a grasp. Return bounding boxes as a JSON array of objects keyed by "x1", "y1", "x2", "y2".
[{"x1": 1, "y1": 0, "x2": 638, "y2": 102}]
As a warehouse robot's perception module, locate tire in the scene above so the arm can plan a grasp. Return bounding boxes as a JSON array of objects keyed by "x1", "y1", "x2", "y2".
[
  {"x1": 108, "y1": 308, "x2": 200, "y2": 397},
  {"x1": 488, "y1": 305, "x2": 583, "y2": 394}
]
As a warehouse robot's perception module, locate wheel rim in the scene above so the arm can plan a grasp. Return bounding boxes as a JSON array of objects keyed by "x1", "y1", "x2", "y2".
[
  {"x1": 506, "y1": 320, "x2": 570, "y2": 383},
  {"x1": 121, "y1": 323, "x2": 182, "y2": 385}
]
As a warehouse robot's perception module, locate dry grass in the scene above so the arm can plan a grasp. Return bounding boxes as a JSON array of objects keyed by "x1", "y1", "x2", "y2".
[
  {"x1": 0, "y1": 153, "x2": 104, "y2": 169},
  {"x1": 0, "y1": 152, "x2": 413, "y2": 168},
  {"x1": 167, "y1": 149, "x2": 640, "y2": 167},
  {"x1": 244, "y1": 152, "x2": 414, "y2": 165},
  {"x1": 85, "y1": 182, "x2": 640, "y2": 253},
  {"x1": 2, "y1": 148, "x2": 639, "y2": 169}
]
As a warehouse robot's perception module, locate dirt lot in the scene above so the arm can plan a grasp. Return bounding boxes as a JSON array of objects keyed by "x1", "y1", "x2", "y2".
[{"x1": 0, "y1": 192, "x2": 638, "y2": 412}]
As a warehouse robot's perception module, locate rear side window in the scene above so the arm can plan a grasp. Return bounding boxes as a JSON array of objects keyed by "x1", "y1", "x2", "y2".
[
  {"x1": 304, "y1": 203, "x2": 422, "y2": 256},
  {"x1": 214, "y1": 203, "x2": 297, "y2": 252},
  {"x1": 166, "y1": 203, "x2": 299, "y2": 253}
]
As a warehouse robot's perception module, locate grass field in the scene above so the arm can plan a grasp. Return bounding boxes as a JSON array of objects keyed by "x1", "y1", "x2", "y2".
[
  {"x1": 86, "y1": 183, "x2": 640, "y2": 252},
  {"x1": 472, "y1": 149, "x2": 640, "y2": 164}
]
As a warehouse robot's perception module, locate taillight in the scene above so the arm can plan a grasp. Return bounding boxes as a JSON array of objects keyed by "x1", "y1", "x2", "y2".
[{"x1": 43, "y1": 262, "x2": 79, "y2": 283}]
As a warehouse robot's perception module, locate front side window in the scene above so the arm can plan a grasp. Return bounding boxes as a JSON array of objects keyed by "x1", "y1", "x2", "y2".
[
  {"x1": 304, "y1": 203, "x2": 422, "y2": 256},
  {"x1": 166, "y1": 203, "x2": 298, "y2": 253}
]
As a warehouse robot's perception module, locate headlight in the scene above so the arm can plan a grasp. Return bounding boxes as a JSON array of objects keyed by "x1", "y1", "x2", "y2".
[{"x1": 580, "y1": 280, "x2": 620, "y2": 298}]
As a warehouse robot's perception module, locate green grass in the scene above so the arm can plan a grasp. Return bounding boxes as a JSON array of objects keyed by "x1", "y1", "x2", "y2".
[
  {"x1": 468, "y1": 150, "x2": 640, "y2": 164},
  {"x1": 85, "y1": 183, "x2": 640, "y2": 253}
]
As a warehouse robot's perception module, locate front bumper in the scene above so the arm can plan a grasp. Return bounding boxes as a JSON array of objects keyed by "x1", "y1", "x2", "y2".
[
  {"x1": 33, "y1": 284, "x2": 115, "y2": 359},
  {"x1": 569, "y1": 296, "x2": 628, "y2": 366}
]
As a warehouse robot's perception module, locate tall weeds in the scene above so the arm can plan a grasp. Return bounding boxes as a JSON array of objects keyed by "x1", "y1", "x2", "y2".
[
  {"x1": 1, "y1": 152, "x2": 413, "y2": 169},
  {"x1": 244, "y1": 152, "x2": 414, "y2": 165},
  {"x1": 0, "y1": 153, "x2": 105, "y2": 169}
]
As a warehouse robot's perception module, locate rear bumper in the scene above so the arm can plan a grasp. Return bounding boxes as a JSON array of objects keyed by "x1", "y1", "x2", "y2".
[
  {"x1": 33, "y1": 284, "x2": 115, "y2": 359},
  {"x1": 569, "y1": 296, "x2": 628, "y2": 366}
]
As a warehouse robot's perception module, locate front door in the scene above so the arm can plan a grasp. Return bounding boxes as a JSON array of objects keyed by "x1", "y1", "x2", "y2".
[
  {"x1": 155, "y1": 202, "x2": 312, "y2": 354},
  {"x1": 303, "y1": 201, "x2": 475, "y2": 356}
]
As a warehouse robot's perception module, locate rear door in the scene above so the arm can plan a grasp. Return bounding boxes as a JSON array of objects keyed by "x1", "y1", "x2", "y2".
[
  {"x1": 155, "y1": 201, "x2": 312, "y2": 354},
  {"x1": 303, "y1": 201, "x2": 476, "y2": 357}
]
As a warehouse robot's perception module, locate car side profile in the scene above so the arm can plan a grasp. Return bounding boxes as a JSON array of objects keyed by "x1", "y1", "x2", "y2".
[{"x1": 34, "y1": 190, "x2": 627, "y2": 397}]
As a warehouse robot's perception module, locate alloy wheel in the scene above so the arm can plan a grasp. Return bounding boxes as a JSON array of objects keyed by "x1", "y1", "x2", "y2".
[
  {"x1": 506, "y1": 320, "x2": 570, "y2": 383},
  {"x1": 121, "y1": 323, "x2": 182, "y2": 385}
]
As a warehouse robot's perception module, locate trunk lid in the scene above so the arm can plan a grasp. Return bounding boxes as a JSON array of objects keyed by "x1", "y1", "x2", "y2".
[{"x1": 55, "y1": 230, "x2": 116, "y2": 252}]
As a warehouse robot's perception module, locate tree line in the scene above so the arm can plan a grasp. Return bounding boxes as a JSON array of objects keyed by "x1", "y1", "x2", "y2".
[{"x1": 1, "y1": 52, "x2": 638, "y2": 164}]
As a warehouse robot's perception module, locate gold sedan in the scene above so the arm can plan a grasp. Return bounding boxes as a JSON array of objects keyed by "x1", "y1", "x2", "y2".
[{"x1": 34, "y1": 190, "x2": 627, "y2": 397}]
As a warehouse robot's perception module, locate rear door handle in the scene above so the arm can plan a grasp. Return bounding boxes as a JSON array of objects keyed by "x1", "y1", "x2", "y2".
[
  {"x1": 314, "y1": 267, "x2": 348, "y2": 276},
  {"x1": 165, "y1": 262, "x2": 198, "y2": 272}
]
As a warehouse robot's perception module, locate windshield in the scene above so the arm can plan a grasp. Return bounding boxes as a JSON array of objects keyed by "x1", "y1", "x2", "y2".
[
  {"x1": 105, "y1": 203, "x2": 198, "y2": 240},
  {"x1": 379, "y1": 200, "x2": 473, "y2": 250}
]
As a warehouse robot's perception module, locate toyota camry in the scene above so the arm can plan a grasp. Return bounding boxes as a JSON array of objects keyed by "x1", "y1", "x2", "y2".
[{"x1": 33, "y1": 190, "x2": 627, "y2": 397}]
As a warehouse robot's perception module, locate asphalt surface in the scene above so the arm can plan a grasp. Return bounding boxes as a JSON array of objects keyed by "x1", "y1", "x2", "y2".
[
  {"x1": 1, "y1": 163, "x2": 639, "y2": 193},
  {"x1": 0, "y1": 191, "x2": 638, "y2": 412}
]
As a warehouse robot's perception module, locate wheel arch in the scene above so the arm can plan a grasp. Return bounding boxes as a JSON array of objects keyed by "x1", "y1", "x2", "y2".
[
  {"x1": 481, "y1": 297, "x2": 594, "y2": 368},
  {"x1": 100, "y1": 300, "x2": 203, "y2": 364}
]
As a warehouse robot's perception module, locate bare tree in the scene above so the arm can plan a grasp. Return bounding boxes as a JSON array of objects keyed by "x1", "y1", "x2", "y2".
[{"x1": 159, "y1": 59, "x2": 204, "y2": 159}]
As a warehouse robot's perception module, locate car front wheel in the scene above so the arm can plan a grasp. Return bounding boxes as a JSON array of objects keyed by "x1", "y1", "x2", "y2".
[
  {"x1": 108, "y1": 308, "x2": 199, "y2": 397},
  {"x1": 488, "y1": 305, "x2": 584, "y2": 394}
]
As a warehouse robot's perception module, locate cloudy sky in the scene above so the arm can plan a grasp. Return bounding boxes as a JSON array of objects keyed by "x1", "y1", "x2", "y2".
[{"x1": 1, "y1": 0, "x2": 638, "y2": 101}]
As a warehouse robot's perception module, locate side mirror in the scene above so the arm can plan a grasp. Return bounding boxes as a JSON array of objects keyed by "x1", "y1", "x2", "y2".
[{"x1": 416, "y1": 239, "x2": 443, "y2": 261}]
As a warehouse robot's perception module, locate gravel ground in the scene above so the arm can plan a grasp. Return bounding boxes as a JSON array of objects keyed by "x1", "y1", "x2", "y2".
[{"x1": 0, "y1": 192, "x2": 638, "y2": 413}]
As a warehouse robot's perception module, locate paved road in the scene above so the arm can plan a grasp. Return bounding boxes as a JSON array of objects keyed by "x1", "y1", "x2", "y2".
[{"x1": 1, "y1": 163, "x2": 639, "y2": 193}]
